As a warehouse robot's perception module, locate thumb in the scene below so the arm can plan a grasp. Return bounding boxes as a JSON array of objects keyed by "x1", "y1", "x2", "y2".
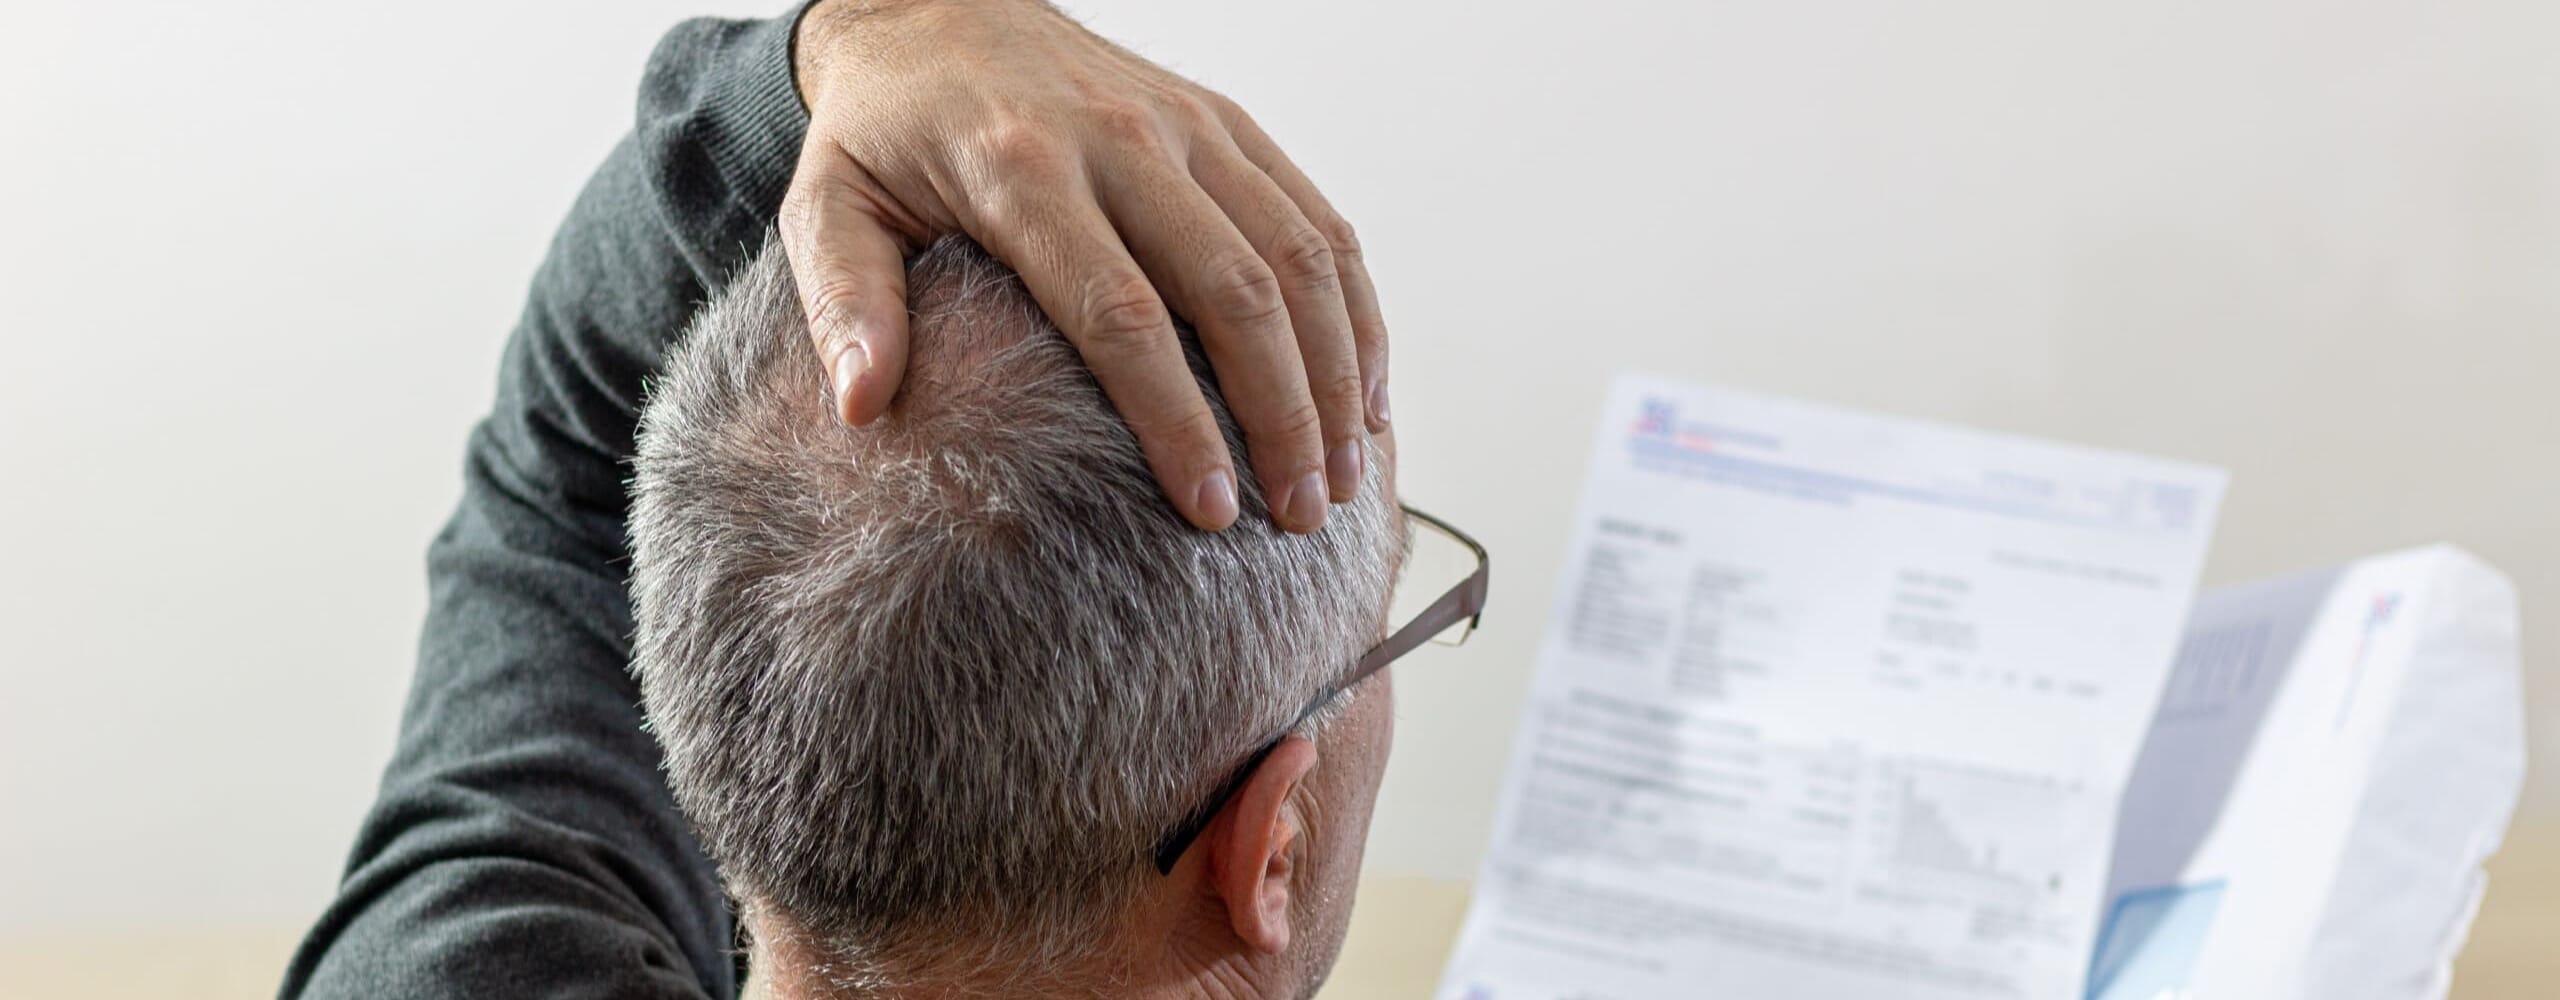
[{"x1": 780, "y1": 142, "x2": 911, "y2": 425}]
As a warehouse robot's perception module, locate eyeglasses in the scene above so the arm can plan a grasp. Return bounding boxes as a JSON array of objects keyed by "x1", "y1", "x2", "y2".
[{"x1": 1150, "y1": 504, "x2": 1491, "y2": 874}]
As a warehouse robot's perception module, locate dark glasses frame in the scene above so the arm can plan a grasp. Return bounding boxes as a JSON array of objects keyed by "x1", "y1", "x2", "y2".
[{"x1": 1149, "y1": 504, "x2": 1490, "y2": 874}]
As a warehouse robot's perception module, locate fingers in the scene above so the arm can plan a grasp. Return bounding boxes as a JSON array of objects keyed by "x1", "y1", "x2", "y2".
[
  {"x1": 1223, "y1": 108, "x2": 1391, "y2": 434},
  {"x1": 780, "y1": 140, "x2": 911, "y2": 425},
  {"x1": 966, "y1": 172, "x2": 1246, "y2": 533},
  {"x1": 1187, "y1": 137, "x2": 1369, "y2": 504},
  {"x1": 1094, "y1": 151, "x2": 1333, "y2": 534}
]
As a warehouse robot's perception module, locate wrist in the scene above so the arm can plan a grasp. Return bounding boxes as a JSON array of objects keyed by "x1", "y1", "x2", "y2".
[
  {"x1": 792, "y1": 0, "x2": 1063, "y2": 109},
  {"x1": 792, "y1": 0, "x2": 940, "y2": 103},
  {"x1": 789, "y1": 0, "x2": 858, "y2": 110}
]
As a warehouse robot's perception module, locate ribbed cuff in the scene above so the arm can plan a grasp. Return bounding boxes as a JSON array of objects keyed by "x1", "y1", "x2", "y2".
[{"x1": 693, "y1": 2, "x2": 821, "y2": 222}]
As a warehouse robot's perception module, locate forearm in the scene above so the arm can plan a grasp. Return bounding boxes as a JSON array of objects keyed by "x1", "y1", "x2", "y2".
[{"x1": 281, "y1": 8, "x2": 813, "y2": 998}]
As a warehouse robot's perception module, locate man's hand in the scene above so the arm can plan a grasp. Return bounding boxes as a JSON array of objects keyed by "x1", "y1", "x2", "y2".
[{"x1": 783, "y1": 0, "x2": 1389, "y2": 534}]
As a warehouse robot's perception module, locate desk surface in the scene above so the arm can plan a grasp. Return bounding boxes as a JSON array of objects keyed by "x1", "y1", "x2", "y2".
[{"x1": 6, "y1": 823, "x2": 2553, "y2": 999}]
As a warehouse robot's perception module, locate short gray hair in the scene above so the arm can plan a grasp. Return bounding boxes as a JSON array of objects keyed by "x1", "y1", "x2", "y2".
[{"x1": 629, "y1": 237, "x2": 1400, "y2": 974}]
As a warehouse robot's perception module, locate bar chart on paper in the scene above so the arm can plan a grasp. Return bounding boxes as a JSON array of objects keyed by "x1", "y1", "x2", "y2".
[{"x1": 1877, "y1": 758, "x2": 2081, "y2": 899}]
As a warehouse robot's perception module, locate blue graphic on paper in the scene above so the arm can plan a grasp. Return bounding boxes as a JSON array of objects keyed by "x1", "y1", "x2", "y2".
[{"x1": 2086, "y1": 880, "x2": 2227, "y2": 1000}]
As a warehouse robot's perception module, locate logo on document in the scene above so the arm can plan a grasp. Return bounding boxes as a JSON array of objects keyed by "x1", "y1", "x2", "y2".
[
  {"x1": 1635, "y1": 396, "x2": 1677, "y2": 437},
  {"x1": 1628, "y1": 396, "x2": 1778, "y2": 456}
]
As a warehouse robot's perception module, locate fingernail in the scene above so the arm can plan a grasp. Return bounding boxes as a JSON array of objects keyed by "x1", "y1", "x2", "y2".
[
  {"x1": 830, "y1": 341, "x2": 869, "y2": 423},
  {"x1": 1195, "y1": 469, "x2": 1240, "y2": 528},
  {"x1": 1367, "y1": 378, "x2": 1392, "y2": 427},
  {"x1": 1285, "y1": 470, "x2": 1328, "y2": 531},
  {"x1": 1327, "y1": 439, "x2": 1365, "y2": 499}
]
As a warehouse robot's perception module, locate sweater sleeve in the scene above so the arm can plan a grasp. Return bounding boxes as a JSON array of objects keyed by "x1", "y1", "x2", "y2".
[{"x1": 279, "y1": 8, "x2": 812, "y2": 999}]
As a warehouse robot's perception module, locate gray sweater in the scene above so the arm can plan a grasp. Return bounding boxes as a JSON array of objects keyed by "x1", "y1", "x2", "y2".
[{"x1": 280, "y1": 8, "x2": 812, "y2": 998}]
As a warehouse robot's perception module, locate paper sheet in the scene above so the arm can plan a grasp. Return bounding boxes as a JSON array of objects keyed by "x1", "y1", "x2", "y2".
[
  {"x1": 1436, "y1": 375, "x2": 2227, "y2": 1000},
  {"x1": 2094, "y1": 546, "x2": 2524, "y2": 1000}
]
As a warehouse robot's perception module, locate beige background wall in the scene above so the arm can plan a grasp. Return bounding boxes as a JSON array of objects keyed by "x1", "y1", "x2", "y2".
[{"x1": 2, "y1": 0, "x2": 2553, "y2": 948}]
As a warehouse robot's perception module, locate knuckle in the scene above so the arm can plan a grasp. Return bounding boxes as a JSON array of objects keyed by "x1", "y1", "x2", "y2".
[
  {"x1": 1182, "y1": 88, "x2": 1251, "y2": 135},
  {"x1": 1165, "y1": 92, "x2": 1224, "y2": 133},
  {"x1": 980, "y1": 121, "x2": 1073, "y2": 177},
  {"x1": 1261, "y1": 401, "x2": 1326, "y2": 445},
  {"x1": 1080, "y1": 276, "x2": 1174, "y2": 353},
  {"x1": 1197, "y1": 90, "x2": 1245, "y2": 125},
  {"x1": 1205, "y1": 254, "x2": 1287, "y2": 327},
  {"x1": 1273, "y1": 225, "x2": 1339, "y2": 289},
  {"x1": 801, "y1": 278, "x2": 869, "y2": 332},
  {"x1": 1126, "y1": 402, "x2": 1217, "y2": 442},
  {"x1": 1360, "y1": 339, "x2": 1390, "y2": 376},
  {"x1": 1087, "y1": 101, "x2": 1164, "y2": 150},
  {"x1": 779, "y1": 176, "x2": 846, "y2": 245},
  {"x1": 1317, "y1": 370, "x2": 1368, "y2": 412},
  {"x1": 963, "y1": 151, "x2": 1070, "y2": 235},
  {"x1": 1315, "y1": 213, "x2": 1363, "y2": 260}
]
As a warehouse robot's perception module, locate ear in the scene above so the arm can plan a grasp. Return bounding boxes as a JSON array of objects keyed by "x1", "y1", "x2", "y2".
[{"x1": 1204, "y1": 734, "x2": 1319, "y2": 954}]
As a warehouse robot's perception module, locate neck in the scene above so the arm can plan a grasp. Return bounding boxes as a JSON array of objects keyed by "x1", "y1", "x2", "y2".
[{"x1": 740, "y1": 920, "x2": 1290, "y2": 1000}]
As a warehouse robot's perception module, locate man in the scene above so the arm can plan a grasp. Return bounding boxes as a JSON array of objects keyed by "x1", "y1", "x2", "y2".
[
  {"x1": 629, "y1": 237, "x2": 1403, "y2": 998},
  {"x1": 283, "y1": 1, "x2": 1403, "y2": 997}
]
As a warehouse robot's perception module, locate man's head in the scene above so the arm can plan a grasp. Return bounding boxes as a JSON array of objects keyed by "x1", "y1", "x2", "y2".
[{"x1": 630, "y1": 238, "x2": 1404, "y2": 998}]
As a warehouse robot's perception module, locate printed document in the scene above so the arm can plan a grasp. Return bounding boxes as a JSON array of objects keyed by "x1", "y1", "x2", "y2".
[
  {"x1": 2090, "y1": 546, "x2": 2522, "y2": 1000},
  {"x1": 1437, "y1": 375, "x2": 2228, "y2": 1000}
]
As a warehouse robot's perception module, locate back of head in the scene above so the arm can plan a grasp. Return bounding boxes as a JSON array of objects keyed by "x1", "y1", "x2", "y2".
[{"x1": 629, "y1": 237, "x2": 1400, "y2": 982}]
